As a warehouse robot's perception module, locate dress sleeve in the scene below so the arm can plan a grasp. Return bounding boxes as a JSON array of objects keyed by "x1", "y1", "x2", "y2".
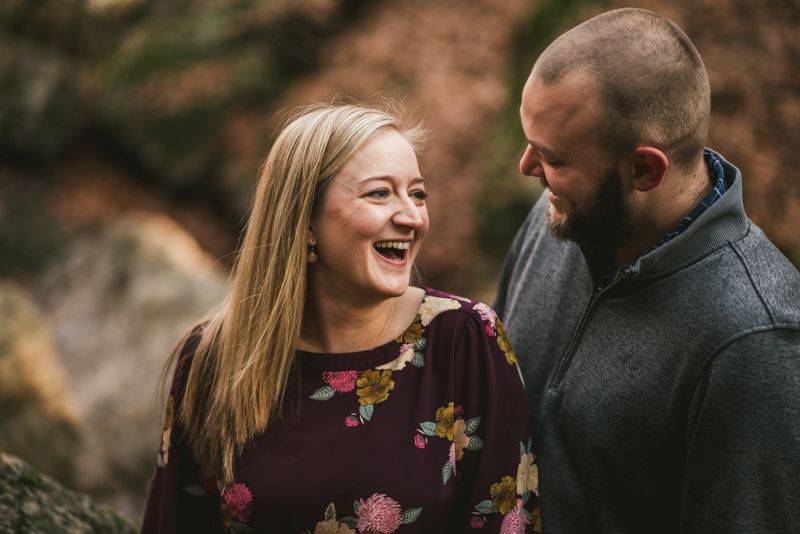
[
  {"x1": 681, "y1": 329, "x2": 800, "y2": 532},
  {"x1": 451, "y1": 310, "x2": 541, "y2": 532},
  {"x1": 140, "y1": 332, "x2": 225, "y2": 534}
]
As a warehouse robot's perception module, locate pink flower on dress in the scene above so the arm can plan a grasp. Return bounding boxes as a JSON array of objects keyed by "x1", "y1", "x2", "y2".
[
  {"x1": 198, "y1": 470, "x2": 218, "y2": 492},
  {"x1": 356, "y1": 494, "x2": 402, "y2": 533},
  {"x1": 345, "y1": 414, "x2": 359, "y2": 427},
  {"x1": 472, "y1": 303, "x2": 498, "y2": 335},
  {"x1": 471, "y1": 515, "x2": 486, "y2": 528},
  {"x1": 449, "y1": 442, "x2": 456, "y2": 469},
  {"x1": 414, "y1": 434, "x2": 427, "y2": 448},
  {"x1": 222, "y1": 483, "x2": 252, "y2": 523},
  {"x1": 500, "y1": 499, "x2": 531, "y2": 534},
  {"x1": 323, "y1": 370, "x2": 359, "y2": 393}
]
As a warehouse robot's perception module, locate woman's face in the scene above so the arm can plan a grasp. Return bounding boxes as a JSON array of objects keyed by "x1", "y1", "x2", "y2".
[{"x1": 309, "y1": 129, "x2": 429, "y2": 302}]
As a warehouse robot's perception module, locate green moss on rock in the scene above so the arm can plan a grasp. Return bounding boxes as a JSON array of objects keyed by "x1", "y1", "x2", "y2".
[{"x1": 0, "y1": 453, "x2": 139, "y2": 534}]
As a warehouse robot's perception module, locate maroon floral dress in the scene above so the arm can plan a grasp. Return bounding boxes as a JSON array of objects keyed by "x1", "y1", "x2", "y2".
[{"x1": 141, "y1": 288, "x2": 541, "y2": 533}]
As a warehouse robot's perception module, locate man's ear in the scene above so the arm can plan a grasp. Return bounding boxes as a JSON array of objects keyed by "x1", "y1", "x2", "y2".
[{"x1": 630, "y1": 147, "x2": 668, "y2": 192}]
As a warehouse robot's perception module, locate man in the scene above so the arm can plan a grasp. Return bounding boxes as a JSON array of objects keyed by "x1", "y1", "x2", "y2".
[{"x1": 494, "y1": 8, "x2": 800, "y2": 533}]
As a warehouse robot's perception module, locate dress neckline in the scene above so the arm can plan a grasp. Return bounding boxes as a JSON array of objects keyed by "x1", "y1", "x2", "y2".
[{"x1": 296, "y1": 287, "x2": 434, "y2": 372}]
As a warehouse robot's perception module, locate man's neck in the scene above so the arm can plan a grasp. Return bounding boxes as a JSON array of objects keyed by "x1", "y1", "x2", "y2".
[{"x1": 613, "y1": 158, "x2": 713, "y2": 269}]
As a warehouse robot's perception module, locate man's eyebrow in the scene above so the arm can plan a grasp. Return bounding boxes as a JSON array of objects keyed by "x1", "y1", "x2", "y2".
[
  {"x1": 526, "y1": 139, "x2": 562, "y2": 161},
  {"x1": 359, "y1": 175, "x2": 425, "y2": 184}
]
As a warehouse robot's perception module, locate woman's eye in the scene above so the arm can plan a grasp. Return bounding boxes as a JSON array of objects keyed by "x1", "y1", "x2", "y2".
[
  {"x1": 368, "y1": 189, "x2": 390, "y2": 199},
  {"x1": 411, "y1": 191, "x2": 429, "y2": 201}
]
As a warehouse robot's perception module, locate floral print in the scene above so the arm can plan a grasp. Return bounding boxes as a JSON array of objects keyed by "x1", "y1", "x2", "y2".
[
  {"x1": 157, "y1": 396, "x2": 174, "y2": 467},
  {"x1": 314, "y1": 497, "x2": 421, "y2": 533},
  {"x1": 395, "y1": 314, "x2": 423, "y2": 343},
  {"x1": 473, "y1": 303, "x2": 499, "y2": 336},
  {"x1": 490, "y1": 476, "x2": 517, "y2": 515},
  {"x1": 500, "y1": 500, "x2": 531, "y2": 534},
  {"x1": 516, "y1": 453, "x2": 538, "y2": 496},
  {"x1": 496, "y1": 320, "x2": 518, "y2": 366},
  {"x1": 356, "y1": 369, "x2": 395, "y2": 405},
  {"x1": 324, "y1": 371, "x2": 360, "y2": 393},
  {"x1": 418, "y1": 402, "x2": 484, "y2": 485},
  {"x1": 471, "y1": 439, "x2": 541, "y2": 532},
  {"x1": 418, "y1": 296, "x2": 461, "y2": 326}
]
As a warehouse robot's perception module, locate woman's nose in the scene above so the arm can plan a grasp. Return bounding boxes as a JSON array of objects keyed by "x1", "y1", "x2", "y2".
[{"x1": 393, "y1": 196, "x2": 425, "y2": 228}]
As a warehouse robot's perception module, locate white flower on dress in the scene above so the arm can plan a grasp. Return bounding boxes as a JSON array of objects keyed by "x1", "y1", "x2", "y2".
[
  {"x1": 377, "y1": 343, "x2": 415, "y2": 371},
  {"x1": 418, "y1": 297, "x2": 461, "y2": 326},
  {"x1": 516, "y1": 452, "x2": 539, "y2": 496}
]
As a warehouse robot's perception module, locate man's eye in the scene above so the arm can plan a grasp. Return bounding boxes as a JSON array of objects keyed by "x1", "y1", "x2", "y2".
[{"x1": 411, "y1": 191, "x2": 429, "y2": 201}]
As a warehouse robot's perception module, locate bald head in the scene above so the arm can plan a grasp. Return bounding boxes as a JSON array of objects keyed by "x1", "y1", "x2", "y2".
[{"x1": 532, "y1": 8, "x2": 710, "y2": 171}]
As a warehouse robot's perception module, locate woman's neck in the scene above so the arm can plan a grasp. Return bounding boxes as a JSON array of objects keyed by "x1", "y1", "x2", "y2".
[{"x1": 298, "y1": 286, "x2": 425, "y2": 353}]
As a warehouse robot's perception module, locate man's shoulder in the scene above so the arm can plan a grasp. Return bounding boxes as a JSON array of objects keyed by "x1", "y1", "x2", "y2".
[{"x1": 728, "y1": 222, "x2": 800, "y2": 326}]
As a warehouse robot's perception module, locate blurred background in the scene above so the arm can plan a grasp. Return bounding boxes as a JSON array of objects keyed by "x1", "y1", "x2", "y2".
[{"x1": 1, "y1": 0, "x2": 799, "y2": 521}]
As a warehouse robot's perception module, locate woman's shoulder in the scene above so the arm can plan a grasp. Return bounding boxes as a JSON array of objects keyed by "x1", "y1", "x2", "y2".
[
  {"x1": 421, "y1": 288, "x2": 517, "y2": 366},
  {"x1": 420, "y1": 288, "x2": 499, "y2": 327}
]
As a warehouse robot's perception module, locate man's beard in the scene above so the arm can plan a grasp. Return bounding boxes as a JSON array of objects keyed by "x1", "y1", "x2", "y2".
[{"x1": 543, "y1": 166, "x2": 633, "y2": 252}]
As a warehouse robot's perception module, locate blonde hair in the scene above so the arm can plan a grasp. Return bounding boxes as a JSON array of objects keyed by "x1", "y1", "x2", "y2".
[{"x1": 166, "y1": 100, "x2": 427, "y2": 485}]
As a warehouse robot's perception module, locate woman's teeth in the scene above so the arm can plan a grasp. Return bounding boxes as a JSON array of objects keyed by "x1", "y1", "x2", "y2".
[{"x1": 374, "y1": 241, "x2": 410, "y2": 249}]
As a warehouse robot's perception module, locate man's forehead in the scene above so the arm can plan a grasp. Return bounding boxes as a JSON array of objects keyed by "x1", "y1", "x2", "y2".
[{"x1": 520, "y1": 69, "x2": 603, "y2": 143}]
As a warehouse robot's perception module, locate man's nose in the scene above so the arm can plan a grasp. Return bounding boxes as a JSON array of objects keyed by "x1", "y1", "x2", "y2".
[{"x1": 519, "y1": 145, "x2": 544, "y2": 177}]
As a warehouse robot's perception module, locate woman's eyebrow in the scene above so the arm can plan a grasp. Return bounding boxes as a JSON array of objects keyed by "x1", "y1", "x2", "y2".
[{"x1": 359, "y1": 176, "x2": 425, "y2": 184}]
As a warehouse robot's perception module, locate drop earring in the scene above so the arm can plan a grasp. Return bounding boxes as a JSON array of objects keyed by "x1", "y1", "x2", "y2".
[{"x1": 307, "y1": 239, "x2": 317, "y2": 263}]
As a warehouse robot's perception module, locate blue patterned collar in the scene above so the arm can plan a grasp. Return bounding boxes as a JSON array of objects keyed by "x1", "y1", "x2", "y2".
[{"x1": 588, "y1": 149, "x2": 730, "y2": 291}]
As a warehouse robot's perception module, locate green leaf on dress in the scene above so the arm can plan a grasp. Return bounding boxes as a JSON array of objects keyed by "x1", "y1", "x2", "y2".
[
  {"x1": 520, "y1": 441, "x2": 527, "y2": 458},
  {"x1": 231, "y1": 522, "x2": 254, "y2": 533},
  {"x1": 340, "y1": 517, "x2": 358, "y2": 528},
  {"x1": 466, "y1": 435, "x2": 484, "y2": 450},
  {"x1": 157, "y1": 453, "x2": 166, "y2": 469},
  {"x1": 413, "y1": 337, "x2": 427, "y2": 350},
  {"x1": 475, "y1": 500, "x2": 494, "y2": 514},
  {"x1": 527, "y1": 437, "x2": 533, "y2": 454},
  {"x1": 309, "y1": 386, "x2": 335, "y2": 400},
  {"x1": 420, "y1": 421, "x2": 437, "y2": 436},
  {"x1": 353, "y1": 500, "x2": 361, "y2": 515},
  {"x1": 400, "y1": 507, "x2": 422, "y2": 524},
  {"x1": 411, "y1": 352, "x2": 425, "y2": 367},
  {"x1": 442, "y1": 461, "x2": 453, "y2": 484},
  {"x1": 359, "y1": 404, "x2": 373, "y2": 421},
  {"x1": 522, "y1": 490, "x2": 532, "y2": 505},
  {"x1": 182, "y1": 483, "x2": 205, "y2": 497},
  {"x1": 523, "y1": 508, "x2": 533, "y2": 521},
  {"x1": 324, "y1": 502, "x2": 336, "y2": 521},
  {"x1": 465, "y1": 417, "x2": 481, "y2": 435}
]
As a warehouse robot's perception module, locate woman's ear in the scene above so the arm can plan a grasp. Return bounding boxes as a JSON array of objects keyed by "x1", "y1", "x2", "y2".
[
  {"x1": 630, "y1": 147, "x2": 669, "y2": 192},
  {"x1": 307, "y1": 225, "x2": 316, "y2": 247}
]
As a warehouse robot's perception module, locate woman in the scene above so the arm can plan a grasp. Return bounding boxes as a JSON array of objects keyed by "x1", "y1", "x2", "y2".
[{"x1": 141, "y1": 101, "x2": 540, "y2": 533}]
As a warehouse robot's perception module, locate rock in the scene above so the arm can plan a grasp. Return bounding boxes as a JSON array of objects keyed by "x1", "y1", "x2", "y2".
[
  {"x1": 34, "y1": 213, "x2": 225, "y2": 518},
  {"x1": 0, "y1": 452, "x2": 139, "y2": 534},
  {"x1": 0, "y1": 281, "x2": 80, "y2": 488}
]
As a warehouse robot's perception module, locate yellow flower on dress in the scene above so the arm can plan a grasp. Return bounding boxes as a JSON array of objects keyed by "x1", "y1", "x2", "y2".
[
  {"x1": 496, "y1": 320, "x2": 518, "y2": 366},
  {"x1": 396, "y1": 314, "x2": 423, "y2": 343},
  {"x1": 531, "y1": 505, "x2": 543, "y2": 533},
  {"x1": 435, "y1": 402, "x2": 455, "y2": 440},
  {"x1": 516, "y1": 452, "x2": 539, "y2": 496},
  {"x1": 356, "y1": 370, "x2": 395, "y2": 405},
  {"x1": 490, "y1": 476, "x2": 517, "y2": 514},
  {"x1": 163, "y1": 396, "x2": 174, "y2": 430},
  {"x1": 453, "y1": 419, "x2": 469, "y2": 461},
  {"x1": 418, "y1": 296, "x2": 461, "y2": 326},
  {"x1": 315, "y1": 520, "x2": 355, "y2": 534}
]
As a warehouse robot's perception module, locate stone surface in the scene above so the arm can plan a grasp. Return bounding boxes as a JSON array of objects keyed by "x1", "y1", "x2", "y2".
[
  {"x1": 34, "y1": 214, "x2": 225, "y2": 518},
  {"x1": 0, "y1": 452, "x2": 139, "y2": 534},
  {"x1": 0, "y1": 281, "x2": 80, "y2": 487}
]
